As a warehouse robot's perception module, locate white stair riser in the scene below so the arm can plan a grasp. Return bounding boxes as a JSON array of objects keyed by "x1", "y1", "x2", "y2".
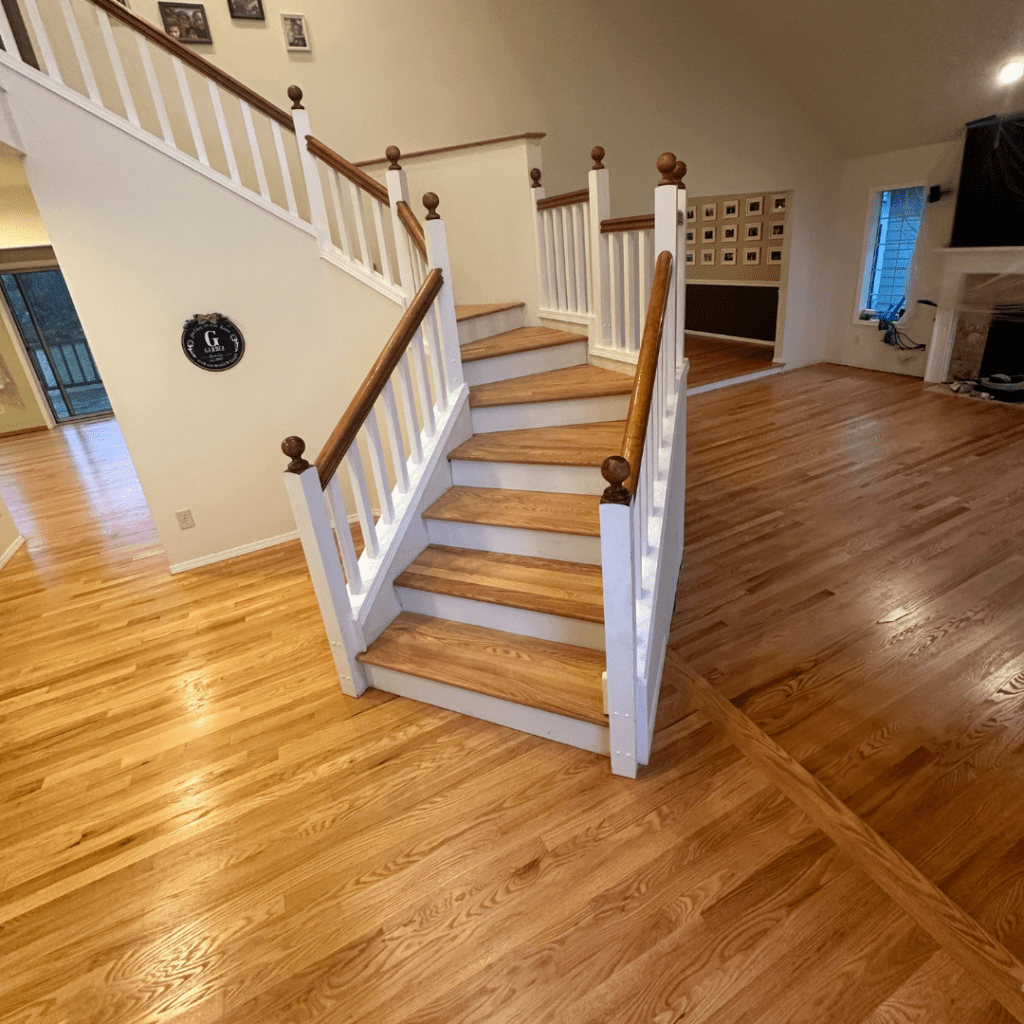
[
  {"x1": 424, "y1": 518, "x2": 601, "y2": 565},
  {"x1": 462, "y1": 341, "x2": 587, "y2": 386},
  {"x1": 362, "y1": 664, "x2": 610, "y2": 755},
  {"x1": 471, "y1": 393, "x2": 630, "y2": 433},
  {"x1": 397, "y1": 587, "x2": 606, "y2": 651},
  {"x1": 456, "y1": 307, "x2": 526, "y2": 345},
  {"x1": 450, "y1": 459, "x2": 600, "y2": 494}
]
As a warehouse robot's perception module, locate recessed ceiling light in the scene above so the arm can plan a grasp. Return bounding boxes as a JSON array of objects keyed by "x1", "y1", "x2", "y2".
[{"x1": 998, "y1": 59, "x2": 1024, "y2": 84}]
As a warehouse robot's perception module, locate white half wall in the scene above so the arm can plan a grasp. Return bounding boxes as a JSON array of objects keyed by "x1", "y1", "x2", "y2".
[{"x1": 4, "y1": 71, "x2": 398, "y2": 569}]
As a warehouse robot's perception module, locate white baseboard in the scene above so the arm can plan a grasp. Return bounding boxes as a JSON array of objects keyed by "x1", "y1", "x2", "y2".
[
  {"x1": 687, "y1": 365, "x2": 787, "y2": 395},
  {"x1": 688, "y1": 331, "x2": 776, "y2": 346},
  {"x1": 0, "y1": 534, "x2": 25, "y2": 570},
  {"x1": 169, "y1": 529, "x2": 299, "y2": 574}
]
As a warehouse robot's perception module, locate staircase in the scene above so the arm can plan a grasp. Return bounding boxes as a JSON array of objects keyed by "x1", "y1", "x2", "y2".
[{"x1": 358, "y1": 304, "x2": 631, "y2": 755}]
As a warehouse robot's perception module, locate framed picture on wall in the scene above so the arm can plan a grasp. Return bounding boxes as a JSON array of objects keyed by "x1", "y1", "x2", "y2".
[
  {"x1": 771, "y1": 194, "x2": 788, "y2": 212},
  {"x1": 769, "y1": 221, "x2": 786, "y2": 238},
  {"x1": 702, "y1": 226, "x2": 716, "y2": 244},
  {"x1": 158, "y1": 2, "x2": 212, "y2": 43},
  {"x1": 744, "y1": 247, "x2": 760, "y2": 265},
  {"x1": 686, "y1": 205, "x2": 696, "y2": 221},
  {"x1": 721, "y1": 248, "x2": 737, "y2": 265},
  {"x1": 701, "y1": 249, "x2": 716, "y2": 266},
  {"x1": 745, "y1": 196, "x2": 764, "y2": 216},
  {"x1": 768, "y1": 247, "x2": 784, "y2": 263},
  {"x1": 745, "y1": 222, "x2": 762, "y2": 241},
  {"x1": 281, "y1": 12, "x2": 311, "y2": 50},
  {"x1": 228, "y1": 0, "x2": 265, "y2": 19},
  {"x1": 685, "y1": 228, "x2": 696, "y2": 243},
  {"x1": 722, "y1": 224, "x2": 738, "y2": 242},
  {"x1": 686, "y1": 249, "x2": 695, "y2": 265},
  {"x1": 723, "y1": 200, "x2": 739, "y2": 219},
  {"x1": 702, "y1": 203, "x2": 718, "y2": 221}
]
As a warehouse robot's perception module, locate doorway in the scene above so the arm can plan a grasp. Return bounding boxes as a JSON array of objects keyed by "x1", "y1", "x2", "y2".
[{"x1": 0, "y1": 268, "x2": 112, "y2": 422}]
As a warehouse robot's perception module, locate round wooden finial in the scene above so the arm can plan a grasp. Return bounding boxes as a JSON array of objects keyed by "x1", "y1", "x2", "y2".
[
  {"x1": 600, "y1": 455, "x2": 631, "y2": 505},
  {"x1": 282, "y1": 435, "x2": 309, "y2": 474},
  {"x1": 287, "y1": 85, "x2": 304, "y2": 110},
  {"x1": 386, "y1": 146, "x2": 401, "y2": 170},
  {"x1": 657, "y1": 152, "x2": 678, "y2": 186},
  {"x1": 423, "y1": 192, "x2": 440, "y2": 220},
  {"x1": 591, "y1": 146, "x2": 605, "y2": 170},
  {"x1": 673, "y1": 160, "x2": 687, "y2": 186},
  {"x1": 530, "y1": 167, "x2": 542, "y2": 188}
]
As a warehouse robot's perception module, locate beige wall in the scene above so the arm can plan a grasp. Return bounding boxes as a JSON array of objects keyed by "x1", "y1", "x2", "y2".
[
  {"x1": 0, "y1": 484, "x2": 23, "y2": 567},
  {"x1": 824, "y1": 141, "x2": 962, "y2": 376}
]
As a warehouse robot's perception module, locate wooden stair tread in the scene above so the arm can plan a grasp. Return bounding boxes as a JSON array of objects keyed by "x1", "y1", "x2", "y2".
[
  {"x1": 449, "y1": 421, "x2": 625, "y2": 466},
  {"x1": 357, "y1": 612, "x2": 607, "y2": 725},
  {"x1": 460, "y1": 326, "x2": 586, "y2": 363},
  {"x1": 469, "y1": 364, "x2": 634, "y2": 408},
  {"x1": 455, "y1": 302, "x2": 525, "y2": 322},
  {"x1": 394, "y1": 545, "x2": 604, "y2": 622},
  {"x1": 423, "y1": 487, "x2": 600, "y2": 536}
]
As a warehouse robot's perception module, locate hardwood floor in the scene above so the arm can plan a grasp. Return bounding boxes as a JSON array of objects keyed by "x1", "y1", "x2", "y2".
[
  {"x1": 685, "y1": 332, "x2": 778, "y2": 389},
  {"x1": 2, "y1": 367, "x2": 1023, "y2": 1023}
]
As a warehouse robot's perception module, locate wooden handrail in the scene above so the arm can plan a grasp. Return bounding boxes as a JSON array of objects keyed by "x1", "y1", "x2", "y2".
[
  {"x1": 84, "y1": 0, "x2": 295, "y2": 131},
  {"x1": 354, "y1": 132, "x2": 546, "y2": 167},
  {"x1": 396, "y1": 201, "x2": 426, "y2": 257},
  {"x1": 536, "y1": 189, "x2": 589, "y2": 211},
  {"x1": 601, "y1": 214, "x2": 655, "y2": 234},
  {"x1": 305, "y1": 135, "x2": 390, "y2": 206},
  {"x1": 601, "y1": 250, "x2": 673, "y2": 504},
  {"x1": 313, "y1": 269, "x2": 444, "y2": 488}
]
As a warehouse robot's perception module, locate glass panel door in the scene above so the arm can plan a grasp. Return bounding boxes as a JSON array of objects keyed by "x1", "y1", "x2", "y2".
[{"x1": 0, "y1": 269, "x2": 112, "y2": 421}]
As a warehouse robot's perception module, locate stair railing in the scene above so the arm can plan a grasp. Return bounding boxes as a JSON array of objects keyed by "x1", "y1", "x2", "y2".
[
  {"x1": 280, "y1": 195, "x2": 465, "y2": 696},
  {"x1": 599, "y1": 154, "x2": 688, "y2": 778}
]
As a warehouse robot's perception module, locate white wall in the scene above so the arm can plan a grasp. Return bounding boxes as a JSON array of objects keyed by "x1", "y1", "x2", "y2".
[
  {"x1": 6, "y1": 73, "x2": 397, "y2": 569},
  {"x1": 824, "y1": 141, "x2": 962, "y2": 376},
  {"x1": 0, "y1": 484, "x2": 23, "y2": 568}
]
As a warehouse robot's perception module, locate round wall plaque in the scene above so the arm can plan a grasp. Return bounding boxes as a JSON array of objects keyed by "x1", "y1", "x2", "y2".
[{"x1": 181, "y1": 313, "x2": 245, "y2": 371}]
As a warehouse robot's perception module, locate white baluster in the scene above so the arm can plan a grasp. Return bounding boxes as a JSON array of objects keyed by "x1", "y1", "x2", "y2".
[
  {"x1": 271, "y1": 121, "x2": 298, "y2": 216},
  {"x1": 20, "y1": 0, "x2": 60, "y2": 82},
  {"x1": 283, "y1": 464, "x2": 367, "y2": 697},
  {"x1": 207, "y1": 81, "x2": 240, "y2": 184},
  {"x1": 573, "y1": 203, "x2": 589, "y2": 313},
  {"x1": 424, "y1": 197, "x2": 464, "y2": 393},
  {"x1": 380, "y1": 379, "x2": 409, "y2": 493},
  {"x1": 362, "y1": 411, "x2": 394, "y2": 526},
  {"x1": 345, "y1": 450, "x2": 379, "y2": 559},
  {"x1": 239, "y1": 101, "x2": 270, "y2": 200},
  {"x1": 410, "y1": 329, "x2": 436, "y2": 437},
  {"x1": 0, "y1": 2, "x2": 18, "y2": 58},
  {"x1": 172, "y1": 57, "x2": 208, "y2": 165},
  {"x1": 325, "y1": 475, "x2": 363, "y2": 595},
  {"x1": 289, "y1": 94, "x2": 331, "y2": 247},
  {"x1": 610, "y1": 233, "x2": 625, "y2": 350},
  {"x1": 348, "y1": 181, "x2": 372, "y2": 271},
  {"x1": 544, "y1": 211, "x2": 558, "y2": 309},
  {"x1": 57, "y1": 0, "x2": 100, "y2": 103},
  {"x1": 589, "y1": 148, "x2": 612, "y2": 347},
  {"x1": 96, "y1": 10, "x2": 139, "y2": 127},
  {"x1": 327, "y1": 170, "x2": 352, "y2": 257},
  {"x1": 396, "y1": 351, "x2": 422, "y2": 463},
  {"x1": 552, "y1": 206, "x2": 568, "y2": 311},
  {"x1": 136, "y1": 36, "x2": 175, "y2": 146},
  {"x1": 421, "y1": 307, "x2": 449, "y2": 409},
  {"x1": 560, "y1": 207, "x2": 576, "y2": 313},
  {"x1": 625, "y1": 231, "x2": 640, "y2": 353},
  {"x1": 371, "y1": 200, "x2": 394, "y2": 287}
]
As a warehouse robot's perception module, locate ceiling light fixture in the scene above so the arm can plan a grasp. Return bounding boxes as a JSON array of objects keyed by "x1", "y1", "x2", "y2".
[{"x1": 998, "y1": 59, "x2": 1024, "y2": 84}]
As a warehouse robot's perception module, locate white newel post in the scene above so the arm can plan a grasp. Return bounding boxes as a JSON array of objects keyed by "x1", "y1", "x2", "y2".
[
  {"x1": 654, "y1": 155, "x2": 681, "y2": 371},
  {"x1": 385, "y1": 146, "x2": 416, "y2": 305},
  {"x1": 287, "y1": 87, "x2": 332, "y2": 252},
  {"x1": 675, "y1": 172, "x2": 688, "y2": 369},
  {"x1": 529, "y1": 166, "x2": 550, "y2": 310},
  {"x1": 589, "y1": 147, "x2": 612, "y2": 349},
  {"x1": 281, "y1": 439, "x2": 368, "y2": 698},
  {"x1": 423, "y1": 194, "x2": 464, "y2": 393}
]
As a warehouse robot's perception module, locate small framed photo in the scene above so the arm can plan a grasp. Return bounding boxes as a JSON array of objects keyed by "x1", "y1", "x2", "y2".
[
  {"x1": 745, "y1": 196, "x2": 764, "y2": 216},
  {"x1": 744, "y1": 247, "x2": 761, "y2": 265},
  {"x1": 281, "y1": 12, "x2": 311, "y2": 51},
  {"x1": 771, "y1": 194, "x2": 788, "y2": 213},
  {"x1": 228, "y1": 0, "x2": 264, "y2": 18},
  {"x1": 723, "y1": 200, "x2": 739, "y2": 219},
  {"x1": 685, "y1": 228, "x2": 696, "y2": 243},
  {"x1": 702, "y1": 226, "x2": 716, "y2": 244},
  {"x1": 768, "y1": 247, "x2": 784, "y2": 263},
  {"x1": 722, "y1": 224, "x2": 738, "y2": 242},
  {"x1": 745, "y1": 222, "x2": 762, "y2": 241},
  {"x1": 700, "y1": 249, "x2": 716, "y2": 266},
  {"x1": 702, "y1": 203, "x2": 718, "y2": 221},
  {"x1": 686, "y1": 249, "x2": 695, "y2": 265},
  {"x1": 721, "y1": 248, "x2": 737, "y2": 265},
  {"x1": 686, "y1": 205, "x2": 696, "y2": 221},
  {"x1": 769, "y1": 221, "x2": 786, "y2": 239},
  {"x1": 159, "y1": 2, "x2": 212, "y2": 43}
]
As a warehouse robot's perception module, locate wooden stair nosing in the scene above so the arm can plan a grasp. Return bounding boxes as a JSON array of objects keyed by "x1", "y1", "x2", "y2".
[
  {"x1": 468, "y1": 365, "x2": 634, "y2": 409},
  {"x1": 455, "y1": 302, "x2": 526, "y2": 322},
  {"x1": 357, "y1": 612, "x2": 607, "y2": 725},
  {"x1": 459, "y1": 326, "x2": 587, "y2": 364},
  {"x1": 422, "y1": 487, "x2": 601, "y2": 537},
  {"x1": 394, "y1": 545, "x2": 605, "y2": 623},
  {"x1": 448, "y1": 421, "x2": 626, "y2": 467}
]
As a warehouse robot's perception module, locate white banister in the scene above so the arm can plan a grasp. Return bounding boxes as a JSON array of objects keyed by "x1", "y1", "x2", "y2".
[
  {"x1": 96, "y1": 8, "x2": 139, "y2": 127},
  {"x1": 0, "y1": 3, "x2": 17, "y2": 57},
  {"x1": 270, "y1": 121, "x2": 298, "y2": 217},
  {"x1": 207, "y1": 80, "x2": 241, "y2": 184},
  {"x1": 20, "y1": 0, "x2": 60, "y2": 82},
  {"x1": 56, "y1": 0, "x2": 100, "y2": 104},
  {"x1": 135, "y1": 35, "x2": 175, "y2": 146},
  {"x1": 239, "y1": 101, "x2": 270, "y2": 201},
  {"x1": 385, "y1": 153, "x2": 416, "y2": 304},
  {"x1": 172, "y1": 57, "x2": 208, "y2": 165},
  {"x1": 424, "y1": 198, "x2": 464, "y2": 393},
  {"x1": 290, "y1": 101, "x2": 332, "y2": 251},
  {"x1": 325, "y1": 475, "x2": 363, "y2": 595},
  {"x1": 589, "y1": 150, "x2": 611, "y2": 345},
  {"x1": 345, "y1": 451, "x2": 379, "y2": 560}
]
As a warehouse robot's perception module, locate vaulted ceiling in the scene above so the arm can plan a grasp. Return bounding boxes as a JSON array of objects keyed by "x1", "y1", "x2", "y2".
[{"x1": 705, "y1": 0, "x2": 1024, "y2": 157}]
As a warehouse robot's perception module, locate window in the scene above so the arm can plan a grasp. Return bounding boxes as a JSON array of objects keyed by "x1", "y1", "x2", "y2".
[{"x1": 860, "y1": 185, "x2": 925, "y2": 319}]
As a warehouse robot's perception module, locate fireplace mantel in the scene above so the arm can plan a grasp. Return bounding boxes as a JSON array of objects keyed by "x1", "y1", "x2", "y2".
[{"x1": 924, "y1": 247, "x2": 1024, "y2": 382}]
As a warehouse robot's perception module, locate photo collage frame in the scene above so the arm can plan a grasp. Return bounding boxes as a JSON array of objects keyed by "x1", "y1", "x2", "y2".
[{"x1": 687, "y1": 190, "x2": 790, "y2": 280}]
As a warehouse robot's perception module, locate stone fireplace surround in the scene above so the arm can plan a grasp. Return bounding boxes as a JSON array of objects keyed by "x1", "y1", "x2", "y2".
[{"x1": 924, "y1": 248, "x2": 1024, "y2": 382}]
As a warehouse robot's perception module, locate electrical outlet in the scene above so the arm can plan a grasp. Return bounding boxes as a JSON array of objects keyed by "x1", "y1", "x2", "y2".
[{"x1": 175, "y1": 509, "x2": 195, "y2": 530}]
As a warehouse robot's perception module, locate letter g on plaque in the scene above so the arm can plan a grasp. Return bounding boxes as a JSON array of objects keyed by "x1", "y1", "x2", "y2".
[{"x1": 181, "y1": 313, "x2": 245, "y2": 372}]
